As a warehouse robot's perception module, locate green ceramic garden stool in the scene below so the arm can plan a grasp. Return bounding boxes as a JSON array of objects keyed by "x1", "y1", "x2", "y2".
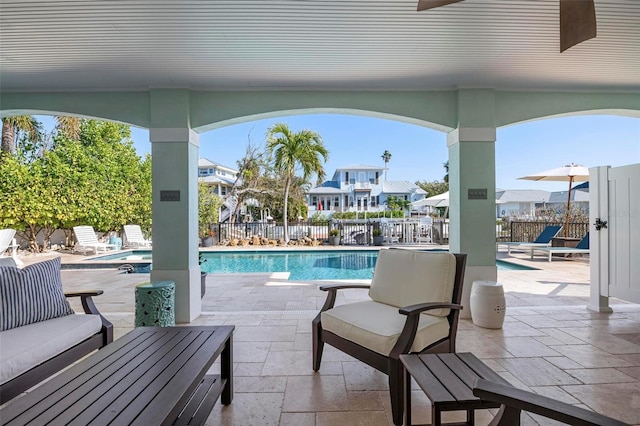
[{"x1": 135, "y1": 281, "x2": 175, "y2": 327}]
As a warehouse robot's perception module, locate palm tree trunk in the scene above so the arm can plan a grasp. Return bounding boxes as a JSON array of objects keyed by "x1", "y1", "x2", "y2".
[
  {"x1": 1, "y1": 120, "x2": 16, "y2": 154},
  {"x1": 283, "y1": 176, "x2": 291, "y2": 242}
]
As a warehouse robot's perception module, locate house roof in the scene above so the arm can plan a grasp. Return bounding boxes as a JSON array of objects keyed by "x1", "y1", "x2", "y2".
[
  {"x1": 496, "y1": 189, "x2": 550, "y2": 203},
  {"x1": 335, "y1": 164, "x2": 385, "y2": 171},
  {"x1": 198, "y1": 158, "x2": 238, "y2": 173},
  {"x1": 199, "y1": 175, "x2": 236, "y2": 186},
  {"x1": 382, "y1": 181, "x2": 424, "y2": 194},
  {"x1": 548, "y1": 190, "x2": 590, "y2": 203}
]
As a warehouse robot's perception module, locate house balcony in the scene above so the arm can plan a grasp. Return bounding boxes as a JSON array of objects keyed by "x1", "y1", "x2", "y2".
[{"x1": 18, "y1": 252, "x2": 640, "y2": 425}]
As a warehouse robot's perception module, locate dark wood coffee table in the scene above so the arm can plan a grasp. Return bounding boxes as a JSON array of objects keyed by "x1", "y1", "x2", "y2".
[
  {"x1": 400, "y1": 352, "x2": 519, "y2": 426},
  {"x1": 1, "y1": 326, "x2": 234, "y2": 426}
]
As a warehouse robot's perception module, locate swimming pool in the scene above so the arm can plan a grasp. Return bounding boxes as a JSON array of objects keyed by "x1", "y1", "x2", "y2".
[{"x1": 86, "y1": 250, "x2": 535, "y2": 279}]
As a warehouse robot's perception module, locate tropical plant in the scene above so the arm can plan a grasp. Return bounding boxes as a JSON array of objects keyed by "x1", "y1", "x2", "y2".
[
  {"x1": 329, "y1": 228, "x2": 340, "y2": 237},
  {"x1": 198, "y1": 181, "x2": 223, "y2": 239},
  {"x1": 266, "y1": 123, "x2": 328, "y2": 242},
  {"x1": 384, "y1": 195, "x2": 411, "y2": 212},
  {"x1": 381, "y1": 150, "x2": 392, "y2": 179},
  {"x1": 1, "y1": 116, "x2": 42, "y2": 155},
  {"x1": 372, "y1": 228, "x2": 383, "y2": 237}
]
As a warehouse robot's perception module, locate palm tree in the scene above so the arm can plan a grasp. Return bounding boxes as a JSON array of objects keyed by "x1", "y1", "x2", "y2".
[
  {"x1": 1, "y1": 116, "x2": 40, "y2": 154},
  {"x1": 266, "y1": 123, "x2": 328, "y2": 242},
  {"x1": 381, "y1": 150, "x2": 392, "y2": 179}
]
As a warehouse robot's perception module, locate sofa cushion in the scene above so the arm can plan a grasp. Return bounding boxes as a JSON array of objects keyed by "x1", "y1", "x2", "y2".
[
  {"x1": 321, "y1": 300, "x2": 450, "y2": 355},
  {"x1": 0, "y1": 257, "x2": 74, "y2": 331},
  {"x1": 0, "y1": 314, "x2": 103, "y2": 385},
  {"x1": 369, "y1": 250, "x2": 457, "y2": 317}
]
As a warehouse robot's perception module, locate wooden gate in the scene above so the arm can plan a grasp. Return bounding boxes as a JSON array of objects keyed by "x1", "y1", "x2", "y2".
[{"x1": 590, "y1": 164, "x2": 640, "y2": 310}]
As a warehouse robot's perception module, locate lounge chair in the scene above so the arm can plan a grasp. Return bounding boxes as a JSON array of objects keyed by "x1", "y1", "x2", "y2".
[
  {"x1": 123, "y1": 224, "x2": 152, "y2": 247},
  {"x1": 312, "y1": 249, "x2": 467, "y2": 425},
  {"x1": 0, "y1": 229, "x2": 22, "y2": 266},
  {"x1": 72, "y1": 226, "x2": 118, "y2": 255},
  {"x1": 496, "y1": 225, "x2": 562, "y2": 254},
  {"x1": 531, "y1": 232, "x2": 589, "y2": 262}
]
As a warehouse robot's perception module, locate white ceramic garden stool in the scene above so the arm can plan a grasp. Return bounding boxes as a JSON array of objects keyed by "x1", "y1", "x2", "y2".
[{"x1": 470, "y1": 280, "x2": 506, "y2": 329}]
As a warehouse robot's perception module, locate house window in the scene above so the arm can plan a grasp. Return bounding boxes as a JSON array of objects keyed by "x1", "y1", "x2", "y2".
[
  {"x1": 345, "y1": 172, "x2": 349, "y2": 184},
  {"x1": 375, "y1": 171, "x2": 379, "y2": 184},
  {"x1": 221, "y1": 187, "x2": 227, "y2": 196},
  {"x1": 404, "y1": 195, "x2": 408, "y2": 200},
  {"x1": 311, "y1": 196, "x2": 317, "y2": 206},
  {"x1": 334, "y1": 197, "x2": 339, "y2": 207},
  {"x1": 371, "y1": 197, "x2": 376, "y2": 207}
]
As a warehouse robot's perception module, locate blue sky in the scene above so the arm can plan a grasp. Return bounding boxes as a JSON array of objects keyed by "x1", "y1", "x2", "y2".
[{"x1": 40, "y1": 113, "x2": 639, "y2": 192}]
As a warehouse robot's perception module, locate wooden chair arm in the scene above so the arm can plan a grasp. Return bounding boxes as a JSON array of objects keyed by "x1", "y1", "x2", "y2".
[
  {"x1": 318, "y1": 284, "x2": 370, "y2": 312},
  {"x1": 473, "y1": 379, "x2": 629, "y2": 426},
  {"x1": 65, "y1": 290, "x2": 104, "y2": 298},
  {"x1": 318, "y1": 283, "x2": 371, "y2": 291},
  {"x1": 399, "y1": 302, "x2": 463, "y2": 316}
]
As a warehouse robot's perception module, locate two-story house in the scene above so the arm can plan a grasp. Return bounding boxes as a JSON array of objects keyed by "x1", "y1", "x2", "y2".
[
  {"x1": 197, "y1": 158, "x2": 238, "y2": 197},
  {"x1": 308, "y1": 164, "x2": 426, "y2": 213}
]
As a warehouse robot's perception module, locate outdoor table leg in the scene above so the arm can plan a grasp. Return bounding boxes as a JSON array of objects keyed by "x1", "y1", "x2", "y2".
[
  {"x1": 404, "y1": 367, "x2": 412, "y2": 426},
  {"x1": 221, "y1": 333, "x2": 234, "y2": 405}
]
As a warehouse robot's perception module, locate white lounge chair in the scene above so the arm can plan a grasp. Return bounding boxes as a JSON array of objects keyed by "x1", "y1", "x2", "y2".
[
  {"x1": 123, "y1": 224, "x2": 152, "y2": 247},
  {"x1": 0, "y1": 229, "x2": 22, "y2": 266},
  {"x1": 531, "y1": 232, "x2": 589, "y2": 262},
  {"x1": 73, "y1": 226, "x2": 118, "y2": 255},
  {"x1": 496, "y1": 225, "x2": 562, "y2": 254}
]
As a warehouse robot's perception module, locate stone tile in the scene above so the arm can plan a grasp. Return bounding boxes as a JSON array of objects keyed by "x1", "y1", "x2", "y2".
[
  {"x1": 316, "y1": 411, "x2": 389, "y2": 426},
  {"x1": 342, "y1": 361, "x2": 389, "y2": 391},
  {"x1": 552, "y1": 345, "x2": 634, "y2": 368},
  {"x1": 618, "y1": 353, "x2": 640, "y2": 366},
  {"x1": 234, "y1": 376, "x2": 288, "y2": 393},
  {"x1": 234, "y1": 362, "x2": 264, "y2": 377},
  {"x1": 262, "y1": 351, "x2": 343, "y2": 376},
  {"x1": 279, "y1": 413, "x2": 316, "y2": 426},
  {"x1": 270, "y1": 341, "x2": 295, "y2": 352},
  {"x1": 207, "y1": 392, "x2": 284, "y2": 426},
  {"x1": 478, "y1": 320, "x2": 547, "y2": 337},
  {"x1": 565, "y1": 368, "x2": 637, "y2": 384},
  {"x1": 543, "y1": 356, "x2": 585, "y2": 370},
  {"x1": 234, "y1": 325, "x2": 297, "y2": 342},
  {"x1": 233, "y1": 341, "x2": 271, "y2": 363},
  {"x1": 345, "y1": 391, "x2": 387, "y2": 411},
  {"x1": 562, "y1": 382, "x2": 640, "y2": 424},
  {"x1": 616, "y1": 366, "x2": 640, "y2": 380},
  {"x1": 455, "y1": 331, "x2": 514, "y2": 358},
  {"x1": 512, "y1": 315, "x2": 585, "y2": 329},
  {"x1": 497, "y1": 358, "x2": 580, "y2": 386},
  {"x1": 495, "y1": 336, "x2": 561, "y2": 357},
  {"x1": 293, "y1": 332, "x2": 311, "y2": 351},
  {"x1": 282, "y1": 375, "x2": 350, "y2": 412},
  {"x1": 537, "y1": 328, "x2": 586, "y2": 345},
  {"x1": 560, "y1": 327, "x2": 640, "y2": 354}
]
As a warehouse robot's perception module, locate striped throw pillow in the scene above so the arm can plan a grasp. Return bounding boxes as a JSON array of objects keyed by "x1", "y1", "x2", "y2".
[{"x1": 0, "y1": 257, "x2": 74, "y2": 331}]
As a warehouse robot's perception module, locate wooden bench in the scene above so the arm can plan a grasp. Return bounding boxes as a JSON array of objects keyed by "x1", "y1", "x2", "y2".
[{"x1": 0, "y1": 326, "x2": 234, "y2": 426}]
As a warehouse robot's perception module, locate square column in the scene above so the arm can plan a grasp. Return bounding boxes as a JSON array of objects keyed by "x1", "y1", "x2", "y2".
[
  {"x1": 448, "y1": 90, "x2": 498, "y2": 319},
  {"x1": 149, "y1": 90, "x2": 200, "y2": 323}
]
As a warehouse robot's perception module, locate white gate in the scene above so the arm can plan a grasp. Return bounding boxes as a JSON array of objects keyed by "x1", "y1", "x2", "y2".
[{"x1": 590, "y1": 164, "x2": 640, "y2": 311}]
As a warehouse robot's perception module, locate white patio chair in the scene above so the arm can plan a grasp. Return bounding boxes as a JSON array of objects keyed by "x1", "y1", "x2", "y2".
[
  {"x1": 73, "y1": 226, "x2": 118, "y2": 255},
  {"x1": 123, "y1": 224, "x2": 152, "y2": 247},
  {"x1": 0, "y1": 228, "x2": 22, "y2": 266}
]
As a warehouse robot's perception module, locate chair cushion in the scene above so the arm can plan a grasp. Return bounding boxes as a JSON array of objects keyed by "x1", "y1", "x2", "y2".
[
  {"x1": 321, "y1": 300, "x2": 450, "y2": 355},
  {"x1": 369, "y1": 250, "x2": 456, "y2": 316},
  {"x1": 0, "y1": 257, "x2": 74, "y2": 331},
  {"x1": 0, "y1": 314, "x2": 103, "y2": 384}
]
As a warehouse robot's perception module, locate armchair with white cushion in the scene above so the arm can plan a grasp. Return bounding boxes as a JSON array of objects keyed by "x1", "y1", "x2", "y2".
[{"x1": 312, "y1": 248, "x2": 467, "y2": 426}]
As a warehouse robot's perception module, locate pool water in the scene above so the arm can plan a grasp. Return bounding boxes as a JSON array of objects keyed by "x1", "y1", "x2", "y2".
[{"x1": 88, "y1": 250, "x2": 534, "y2": 279}]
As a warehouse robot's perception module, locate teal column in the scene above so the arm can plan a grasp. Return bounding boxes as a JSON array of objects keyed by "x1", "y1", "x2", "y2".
[
  {"x1": 448, "y1": 89, "x2": 498, "y2": 319},
  {"x1": 149, "y1": 89, "x2": 201, "y2": 323}
]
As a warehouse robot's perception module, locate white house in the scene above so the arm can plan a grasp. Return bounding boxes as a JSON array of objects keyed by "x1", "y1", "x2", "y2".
[
  {"x1": 308, "y1": 164, "x2": 426, "y2": 213},
  {"x1": 496, "y1": 187, "x2": 589, "y2": 219}
]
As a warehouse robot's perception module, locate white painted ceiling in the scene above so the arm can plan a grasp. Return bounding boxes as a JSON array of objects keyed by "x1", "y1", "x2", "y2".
[{"x1": 1, "y1": 0, "x2": 639, "y2": 92}]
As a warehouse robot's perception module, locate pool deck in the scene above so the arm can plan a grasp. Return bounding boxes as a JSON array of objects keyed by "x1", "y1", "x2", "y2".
[{"x1": 11, "y1": 246, "x2": 640, "y2": 425}]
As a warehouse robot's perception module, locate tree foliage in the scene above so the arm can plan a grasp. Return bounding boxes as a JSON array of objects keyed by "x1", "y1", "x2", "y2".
[
  {"x1": 0, "y1": 119, "x2": 152, "y2": 251},
  {"x1": 198, "y1": 181, "x2": 223, "y2": 238},
  {"x1": 266, "y1": 123, "x2": 328, "y2": 241},
  {"x1": 415, "y1": 179, "x2": 449, "y2": 198}
]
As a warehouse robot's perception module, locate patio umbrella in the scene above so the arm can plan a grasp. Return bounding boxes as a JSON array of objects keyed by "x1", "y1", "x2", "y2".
[
  {"x1": 518, "y1": 163, "x2": 589, "y2": 238},
  {"x1": 418, "y1": 191, "x2": 449, "y2": 208}
]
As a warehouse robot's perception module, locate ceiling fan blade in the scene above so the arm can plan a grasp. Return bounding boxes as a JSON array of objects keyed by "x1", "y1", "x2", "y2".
[
  {"x1": 417, "y1": 0, "x2": 465, "y2": 12},
  {"x1": 560, "y1": 0, "x2": 597, "y2": 52}
]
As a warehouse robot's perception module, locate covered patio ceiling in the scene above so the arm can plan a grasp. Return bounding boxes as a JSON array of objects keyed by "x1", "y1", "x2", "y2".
[{"x1": 1, "y1": 0, "x2": 639, "y2": 93}]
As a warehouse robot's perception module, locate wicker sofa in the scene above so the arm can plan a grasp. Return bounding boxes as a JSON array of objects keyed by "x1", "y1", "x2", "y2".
[{"x1": 0, "y1": 257, "x2": 113, "y2": 403}]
